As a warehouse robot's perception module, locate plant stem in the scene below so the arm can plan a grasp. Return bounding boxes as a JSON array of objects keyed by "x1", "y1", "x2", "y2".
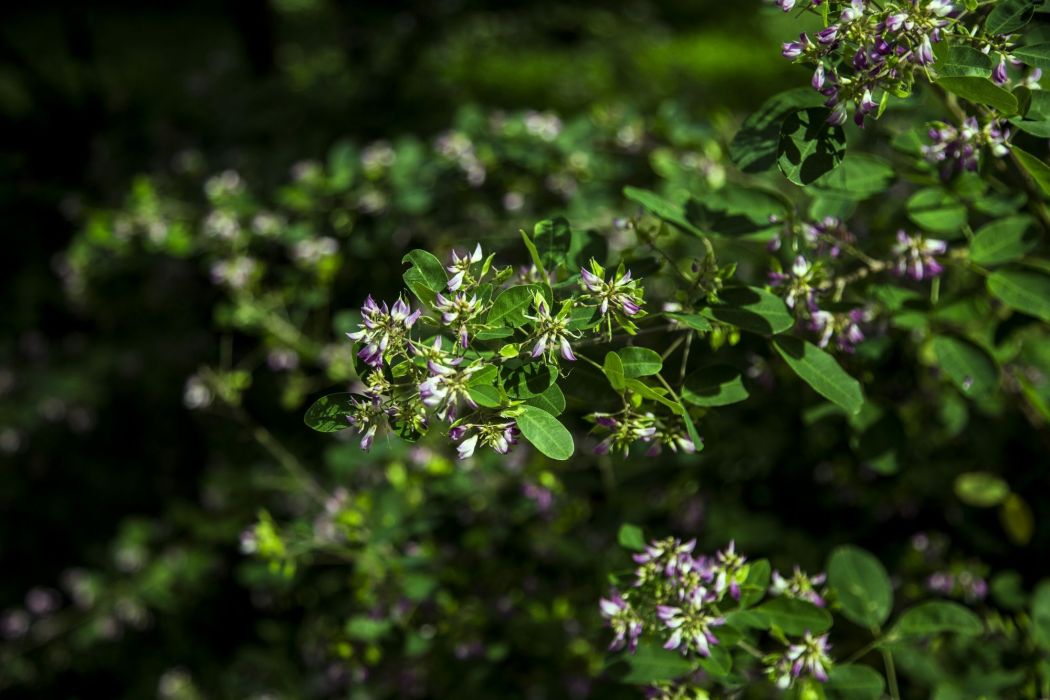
[{"x1": 881, "y1": 648, "x2": 901, "y2": 700}]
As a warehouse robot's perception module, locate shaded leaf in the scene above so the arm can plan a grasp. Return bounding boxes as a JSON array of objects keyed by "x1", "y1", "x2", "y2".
[
  {"x1": 304, "y1": 393, "x2": 354, "y2": 432},
  {"x1": 682, "y1": 365, "x2": 750, "y2": 407},
  {"x1": 932, "y1": 336, "x2": 1000, "y2": 398},
  {"x1": 774, "y1": 337, "x2": 865, "y2": 415},
  {"x1": 891, "y1": 601, "x2": 983, "y2": 637},
  {"x1": 703, "y1": 286, "x2": 795, "y2": 335},
  {"x1": 987, "y1": 268, "x2": 1050, "y2": 322},
  {"x1": 970, "y1": 214, "x2": 1039, "y2": 265},
  {"x1": 827, "y1": 545, "x2": 892, "y2": 628},
  {"x1": 754, "y1": 597, "x2": 833, "y2": 635},
  {"x1": 778, "y1": 108, "x2": 846, "y2": 186},
  {"x1": 954, "y1": 471, "x2": 1010, "y2": 508}
]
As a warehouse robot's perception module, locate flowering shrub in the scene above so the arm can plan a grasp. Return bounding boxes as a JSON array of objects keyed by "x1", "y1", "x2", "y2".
[{"x1": 6, "y1": 0, "x2": 1050, "y2": 697}]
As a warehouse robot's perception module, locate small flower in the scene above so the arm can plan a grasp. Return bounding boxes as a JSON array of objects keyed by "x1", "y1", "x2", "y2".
[
  {"x1": 347, "y1": 295, "x2": 421, "y2": 368},
  {"x1": 657, "y1": 592, "x2": 726, "y2": 657},
  {"x1": 770, "y1": 566, "x2": 828, "y2": 607},
  {"x1": 589, "y1": 411, "x2": 657, "y2": 457},
  {"x1": 711, "y1": 541, "x2": 748, "y2": 600},
  {"x1": 579, "y1": 260, "x2": 645, "y2": 318},
  {"x1": 525, "y1": 293, "x2": 580, "y2": 362},
  {"x1": 600, "y1": 589, "x2": 644, "y2": 653},
  {"x1": 892, "y1": 230, "x2": 947, "y2": 281},
  {"x1": 768, "y1": 256, "x2": 820, "y2": 310},
  {"x1": 347, "y1": 394, "x2": 387, "y2": 451},
  {"x1": 418, "y1": 360, "x2": 483, "y2": 422},
  {"x1": 993, "y1": 58, "x2": 1009, "y2": 86},
  {"x1": 446, "y1": 243, "x2": 483, "y2": 291},
  {"x1": 810, "y1": 308, "x2": 869, "y2": 353},
  {"x1": 782, "y1": 33, "x2": 810, "y2": 59},
  {"x1": 434, "y1": 292, "x2": 483, "y2": 347},
  {"x1": 787, "y1": 632, "x2": 832, "y2": 682}
]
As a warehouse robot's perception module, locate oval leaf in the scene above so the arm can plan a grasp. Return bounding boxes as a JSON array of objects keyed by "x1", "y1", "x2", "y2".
[
  {"x1": 754, "y1": 597, "x2": 833, "y2": 635},
  {"x1": 778, "y1": 108, "x2": 846, "y2": 186},
  {"x1": 524, "y1": 383, "x2": 566, "y2": 416},
  {"x1": 932, "y1": 336, "x2": 1000, "y2": 398},
  {"x1": 936, "y1": 77, "x2": 1018, "y2": 114},
  {"x1": 704, "y1": 286, "x2": 795, "y2": 335},
  {"x1": 682, "y1": 365, "x2": 750, "y2": 407},
  {"x1": 304, "y1": 393, "x2": 354, "y2": 432},
  {"x1": 987, "y1": 268, "x2": 1050, "y2": 322},
  {"x1": 827, "y1": 545, "x2": 893, "y2": 628},
  {"x1": 774, "y1": 337, "x2": 865, "y2": 415},
  {"x1": 826, "y1": 664, "x2": 886, "y2": 699},
  {"x1": 954, "y1": 471, "x2": 1010, "y2": 508},
  {"x1": 970, "y1": 214, "x2": 1038, "y2": 265},
  {"x1": 618, "y1": 347, "x2": 663, "y2": 378},
  {"x1": 1012, "y1": 146, "x2": 1050, "y2": 196},
  {"x1": 891, "y1": 601, "x2": 983, "y2": 637},
  {"x1": 487, "y1": 285, "x2": 539, "y2": 327},
  {"x1": 516, "y1": 405, "x2": 574, "y2": 460}
]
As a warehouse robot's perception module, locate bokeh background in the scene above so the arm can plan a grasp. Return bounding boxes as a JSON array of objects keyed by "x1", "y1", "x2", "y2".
[{"x1": 3, "y1": 1, "x2": 1046, "y2": 698}]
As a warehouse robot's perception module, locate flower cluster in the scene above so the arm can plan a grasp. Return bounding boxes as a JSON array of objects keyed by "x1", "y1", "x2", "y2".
[
  {"x1": 600, "y1": 537, "x2": 837, "y2": 691},
  {"x1": 922, "y1": 117, "x2": 1010, "y2": 180},
  {"x1": 781, "y1": 0, "x2": 959, "y2": 126},
  {"x1": 588, "y1": 411, "x2": 697, "y2": 457},
  {"x1": 892, "y1": 230, "x2": 948, "y2": 281},
  {"x1": 765, "y1": 631, "x2": 833, "y2": 687},
  {"x1": 327, "y1": 238, "x2": 659, "y2": 460}
]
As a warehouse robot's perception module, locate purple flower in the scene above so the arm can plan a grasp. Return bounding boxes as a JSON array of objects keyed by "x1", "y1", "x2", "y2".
[
  {"x1": 893, "y1": 230, "x2": 947, "y2": 281},
  {"x1": 600, "y1": 589, "x2": 643, "y2": 653},
  {"x1": 993, "y1": 59, "x2": 1008, "y2": 86},
  {"x1": 446, "y1": 243, "x2": 483, "y2": 291},
  {"x1": 782, "y1": 33, "x2": 810, "y2": 59},
  {"x1": 816, "y1": 25, "x2": 839, "y2": 45},
  {"x1": 346, "y1": 295, "x2": 421, "y2": 368}
]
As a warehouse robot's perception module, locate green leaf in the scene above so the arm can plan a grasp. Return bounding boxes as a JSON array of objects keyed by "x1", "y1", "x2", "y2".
[
  {"x1": 1011, "y1": 118, "x2": 1050, "y2": 138},
  {"x1": 1014, "y1": 43, "x2": 1050, "y2": 71},
  {"x1": 778, "y1": 108, "x2": 846, "y2": 186},
  {"x1": 774, "y1": 337, "x2": 865, "y2": 415},
  {"x1": 668, "y1": 312, "x2": 712, "y2": 333},
  {"x1": 987, "y1": 268, "x2": 1050, "y2": 322},
  {"x1": 812, "y1": 154, "x2": 895, "y2": 198},
  {"x1": 515, "y1": 405, "x2": 574, "y2": 460},
  {"x1": 935, "y1": 44, "x2": 993, "y2": 78},
  {"x1": 754, "y1": 597, "x2": 833, "y2": 635},
  {"x1": 487, "y1": 285, "x2": 539, "y2": 326},
  {"x1": 936, "y1": 77, "x2": 1018, "y2": 114},
  {"x1": 345, "y1": 615, "x2": 392, "y2": 641},
  {"x1": 891, "y1": 601, "x2": 983, "y2": 637},
  {"x1": 625, "y1": 378, "x2": 684, "y2": 414},
  {"x1": 704, "y1": 286, "x2": 795, "y2": 335},
  {"x1": 519, "y1": 229, "x2": 550, "y2": 289},
  {"x1": 617, "y1": 523, "x2": 647, "y2": 552},
  {"x1": 1012, "y1": 146, "x2": 1050, "y2": 196},
  {"x1": 932, "y1": 336, "x2": 999, "y2": 398},
  {"x1": 730, "y1": 88, "x2": 826, "y2": 173},
  {"x1": 501, "y1": 360, "x2": 557, "y2": 399},
  {"x1": 685, "y1": 184, "x2": 788, "y2": 236},
  {"x1": 827, "y1": 545, "x2": 893, "y2": 628},
  {"x1": 985, "y1": 0, "x2": 1037, "y2": 35},
  {"x1": 826, "y1": 665, "x2": 885, "y2": 699},
  {"x1": 618, "y1": 347, "x2": 663, "y2": 378},
  {"x1": 304, "y1": 393, "x2": 354, "y2": 432},
  {"x1": 1031, "y1": 580, "x2": 1050, "y2": 651},
  {"x1": 906, "y1": 187, "x2": 967, "y2": 233},
  {"x1": 524, "y1": 383, "x2": 566, "y2": 416},
  {"x1": 623, "y1": 186, "x2": 705, "y2": 238},
  {"x1": 739, "y1": 559, "x2": 771, "y2": 608},
  {"x1": 695, "y1": 643, "x2": 732, "y2": 676},
  {"x1": 682, "y1": 365, "x2": 750, "y2": 407},
  {"x1": 468, "y1": 365, "x2": 506, "y2": 408},
  {"x1": 954, "y1": 471, "x2": 1010, "y2": 507},
  {"x1": 533, "y1": 217, "x2": 573, "y2": 271},
  {"x1": 970, "y1": 214, "x2": 1038, "y2": 265},
  {"x1": 614, "y1": 642, "x2": 693, "y2": 683},
  {"x1": 603, "y1": 351, "x2": 626, "y2": 392},
  {"x1": 402, "y1": 249, "x2": 447, "y2": 306}
]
